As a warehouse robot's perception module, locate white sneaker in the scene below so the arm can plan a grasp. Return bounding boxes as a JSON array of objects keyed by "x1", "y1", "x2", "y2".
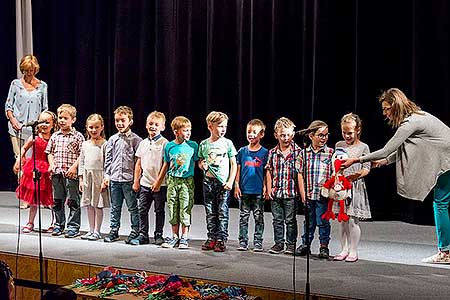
[
  {"x1": 422, "y1": 251, "x2": 450, "y2": 264},
  {"x1": 81, "y1": 232, "x2": 93, "y2": 240}
]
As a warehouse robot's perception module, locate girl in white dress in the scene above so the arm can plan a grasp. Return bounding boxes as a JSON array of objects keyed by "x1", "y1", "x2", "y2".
[{"x1": 78, "y1": 114, "x2": 110, "y2": 240}]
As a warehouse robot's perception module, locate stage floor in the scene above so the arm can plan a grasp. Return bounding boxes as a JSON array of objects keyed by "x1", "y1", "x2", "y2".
[{"x1": 1, "y1": 191, "x2": 449, "y2": 300}]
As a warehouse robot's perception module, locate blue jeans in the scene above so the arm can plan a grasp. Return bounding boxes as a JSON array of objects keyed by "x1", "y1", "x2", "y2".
[
  {"x1": 110, "y1": 181, "x2": 139, "y2": 232},
  {"x1": 271, "y1": 198, "x2": 297, "y2": 245},
  {"x1": 302, "y1": 198, "x2": 331, "y2": 246},
  {"x1": 239, "y1": 194, "x2": 265, "y2": 246},
  {"x1": 433, "y1": 170, "x2": 450, "y2": 251},
  {"x1": 203, "y1": 176, "x2": 230, "y2": 241}
]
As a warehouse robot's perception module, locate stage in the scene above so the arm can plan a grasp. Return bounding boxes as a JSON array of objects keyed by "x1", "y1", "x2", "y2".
[{"x1": 0, "y1": 191, "x2": 449, "y2": 300}]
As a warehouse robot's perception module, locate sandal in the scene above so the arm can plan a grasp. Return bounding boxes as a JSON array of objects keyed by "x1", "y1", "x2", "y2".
[
  {"x1": 333, "y1": 252, "x2": 349, "y2": 261},
  {"x1": 45, "y1": 225, "x2": 55, "y2": 233},
  {"x1": 22, "y1": 223, "x2": 34, "y2": 233}
]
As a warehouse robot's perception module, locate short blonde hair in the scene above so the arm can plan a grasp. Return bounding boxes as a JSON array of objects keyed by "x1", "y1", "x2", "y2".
[
  {"x1": 274, "y1": 117, "x2": 295, "y2": 132},
  {"x1": 85, "y1": 113, "x2": 105, "y2": 138},
  {"x1": 114, "y1": 106, "x2": 133, "y2": 120},
  {"x1": 341, "y1": 113, "x2": 362, "y2": 137},
  {"x1": 206, "y1": 111, "x2": 228, "y2": 125},
  {"x1": 171, "y1": 116, "x2": 192, "y2": 131},
  {"x1": 247, "y1": 119, "x2": 266, "y2": 134},
  {"x1": 57, "y1": 104, "x2": 77, "y2": 118},
  {"x1": 147, "y1": 111, "x2": 166, "y2": 123},
  {"x1": 19, "y1": 55, "x2": 40, "y2": 74}
]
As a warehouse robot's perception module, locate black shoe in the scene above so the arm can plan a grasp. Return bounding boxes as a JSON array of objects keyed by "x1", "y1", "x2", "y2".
[
  {"x1": 285, "y1": 243, "x2": 296, "y2": 255},
  {"x1": 294, "y1": 244, "x2": 311, "y2": 256},
  {"x1": 104, "y1": 229, "x2": 119, "y2": 243},
  {"x1": 318, "y1": 246, "x2": 330, "y2": 259},
  {"x1": 268, "y1": 243, "x2": 284, "y2": 254},
  {"x1": 125, "y1": 230, "x2": 140, "y2": 244},
  {"x1": 154, "y1": 234, "x2": 164, "y2": 246}
]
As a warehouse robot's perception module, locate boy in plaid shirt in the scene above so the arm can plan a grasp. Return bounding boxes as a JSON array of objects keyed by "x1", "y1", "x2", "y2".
[
  {"x1": 295, "y1": 120, "x2": 334, "y2": 259},
  {"x1": 46, "y1": 104, "x2": 85, "y2": 238},
  {"x1": 265, "y1": 117, "x2": 302, "y2": 255}
]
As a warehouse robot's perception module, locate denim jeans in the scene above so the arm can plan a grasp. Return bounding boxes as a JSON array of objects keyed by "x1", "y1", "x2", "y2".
[
  {"x1": 51, "y1": 174, "x2": 81, "y2": 232},
  {"x1": 110, "y1": 181, "x2": 139, "y2": 232},
  {"x1": 203, "y1": 176, "x2": 230, "y2": 241},
  {"x1": 301, "y1": 198, "x2": 331, "y2": 246},
  {"x1": 433, "y1": 170, "x2": 450, "y2": 251},
  {"x1": 239, "y1": 194, "x2": 265, "y2": 246},
  {"x1": 271, "y1": 198, "x2": 297, "y2": 245},
  {"x1": 138, "y1": 185, "x2": 167, "y2": 237}
]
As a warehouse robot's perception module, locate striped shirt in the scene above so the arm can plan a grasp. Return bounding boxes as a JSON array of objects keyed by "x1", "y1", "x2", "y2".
[
  {"x1": 45, "y1": 129, "x2": 85, "y2": 175},
  {"x1": 297, "y1": 145, "x2": 334, "y2": 201},
  {"x1": 265, "y1": 143, "x2": 301, "y2": 199}
]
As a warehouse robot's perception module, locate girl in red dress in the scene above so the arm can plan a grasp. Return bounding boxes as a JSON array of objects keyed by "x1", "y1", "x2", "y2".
[{"x1": 14, "y1": 111, "x2": 57, "y2": 233}]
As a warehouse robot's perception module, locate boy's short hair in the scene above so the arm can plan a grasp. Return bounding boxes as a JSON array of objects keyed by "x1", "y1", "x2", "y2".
[
  {"x1": 171, "y1": 116, "x2": 192, "y2": 131},
  {"x1": 206, "y1": 111, "x2": 228, "y2": 125},
  {"x1": 274, "y1": 117, "x2": 295, "y2": 132},
  {"x1": 57, "y1": 104, "x2": 77, "y2": 118},
  {"x1": 247, "y1": 119, "x2": 266, "y2": 134},
  {"x1": 147, "y1": 111, "x2": 166, "y2": 123},
  {"x1": 114, "y1": 106, "x2": 133, "y2": 120}
]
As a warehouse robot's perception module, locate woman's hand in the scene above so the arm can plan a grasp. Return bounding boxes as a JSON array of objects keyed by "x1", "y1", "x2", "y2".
[
  {"x1": 371, "y1": 159, "x2": 388, "y2": 168},
  {"x1": 340, "y1": 157, "x2": 360, "y2": 169}
]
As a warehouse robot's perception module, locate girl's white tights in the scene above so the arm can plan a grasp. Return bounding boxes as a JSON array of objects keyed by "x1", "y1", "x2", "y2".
[
  {"x1": 87, "y1": 206, "x2": 103, "y2": 233},
  {"x1": 338, "y1": 216, "x2": 361, "y2": 257}
]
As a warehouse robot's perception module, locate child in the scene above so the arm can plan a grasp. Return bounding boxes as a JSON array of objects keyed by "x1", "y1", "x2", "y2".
[
  {"x1": 199, "y1": 111, "x2": 237, "y2": 252},
  {"x1": 234, "y1": 119, "x2": 269, "y2": 252},
  {"x1": 46, "y1": 104, "x2": 85, "y2": 238},
  {"x1": 333, "y1": 113, "x2": 371, "y2": 262},
  {"x1": 265, "y1": 117, "x2": 302, "y2": 255},
  {"x1": 295, "y1": 120, "x2": 334, "y2": 259},
  {"x1": 78, "y1": 114, "x2": 110, "y2": 241},
  {"x1": 130, "y1": 111, "x2": 169, "y2": 245},
  {"x1": 103, "y1": 106, "x2": 142, "y2": 243},
  {"x1": 153, "y1": 116, "x2": 198, "y2": 249},
  {"x1": 14, "y1": 111, "x2": 56, "y2": 233}
]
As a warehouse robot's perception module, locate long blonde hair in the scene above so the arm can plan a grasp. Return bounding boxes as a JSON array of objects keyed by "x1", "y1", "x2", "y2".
[
  {"x1": 85, "y1": 114, "x2": 106, "y2": 139},
  {"x1": 378, "y1": 88, "x2": 422, "y2": 128}
]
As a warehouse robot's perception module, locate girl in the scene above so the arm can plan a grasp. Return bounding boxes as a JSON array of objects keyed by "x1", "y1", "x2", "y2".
[
  {"x1": 78, "y1": 114, "x2": 110, "y2": 241},
  {"x1": 14, "y1": 111, "x2": 57, "y2": 233},
  {"x1": 334, "y1": 113, "x2": 371, "y2": 262}
]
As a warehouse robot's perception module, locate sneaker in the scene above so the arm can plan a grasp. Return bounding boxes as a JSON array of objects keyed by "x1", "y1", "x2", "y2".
[
  {"x1": 285, "y1": 244, "x2": 296, "y2": 255},
  {"x1": 201, "y1": 239, "x2": 216, "y2": 251},
  {"x1": 81, "y1": 232, "x2": 93, "y2": 240},
  {"x1": 129, "y1": 234, "x2": 150, "y2": 246},
  {"x1": 125, "y1": 230, "x2": 140, "y2": 244},
  {"x1": 178, "y1": 238, "x2": 189, "y2": 249},
  {"x1": 104, "y1": 229, "x2": 120, "y2": 243},
  {"x1": 294, "y1": 244, "x2": 311, "y2": 256},
  {"x1": 65, "y1": 230, "x2": 80, "y2": 238},
  {"x1": 154, "y1": 234, "x2": 165, "y2": 246},
  {"x1": 422, "y1": 251, "x2": 450, "y2": 264},
  {"x1": 318, "y1": 246, "x2": 330, "y2": 259},
  {"x1": 51, "y1": 228, "x2": 63, "y2": 236},
  {"x1": 237, "y1": 242, "x2": 248, "y2": 251},
  {"x1": 22, "y1": 223, "x2": 34, "y2": 233},
  {"x1": 253, "y1": 243, "x2": 263, "y2": 252},
  {"x1": 269, "y1": 243, "x2": 284, "y2": 254},
  {"x1": 214, "y1": 240, "x2": 226, "y2": 252},
  {"x1": 161, "y1": 236, "x2": 179, "y2": 248},
  {"x1": 87, "y1": 232, "x2": 102, "y2": 241}
]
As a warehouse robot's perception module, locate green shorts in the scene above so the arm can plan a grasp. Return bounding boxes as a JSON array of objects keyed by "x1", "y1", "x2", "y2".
[{"x1": 167, "y1": 176, "x2": 194, "y2": 226}]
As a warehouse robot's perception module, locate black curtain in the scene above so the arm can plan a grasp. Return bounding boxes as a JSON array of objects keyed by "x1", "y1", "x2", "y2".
[{"x1": 3, "y1": 0, "x2": 450, "y2": 225}]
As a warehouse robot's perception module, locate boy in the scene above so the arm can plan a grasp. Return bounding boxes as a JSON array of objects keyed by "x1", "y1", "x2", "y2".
[
  {"x1": 198, "y1": 111, "x2": 237, "y2": 252},
  {"x1": 153, "y1": 116, "x2": 198, "y2": 249},
  {"x1": 46, "y1": 104, "x2": 85, "y2": 238},
  {"x1": 295, "y1": 120, "x2": 334, "y2": 259},
  {"x1": 234, "y1": 119, "x2": 268, "y2": 252},
  {"x1": 130, "y1": 111, "x2": 168, "y2": 245},
  {"x1": 103, "y1": 106, "x2": 142, "y2": 243},
  {"x1": 265, "y1": 117, "x2": 302, "y2": 254}
]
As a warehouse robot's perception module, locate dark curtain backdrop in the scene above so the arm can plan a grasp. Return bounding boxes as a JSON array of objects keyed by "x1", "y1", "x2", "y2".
[{"x1": 2, "y1": 0, "x2": 450, "y2": 225}]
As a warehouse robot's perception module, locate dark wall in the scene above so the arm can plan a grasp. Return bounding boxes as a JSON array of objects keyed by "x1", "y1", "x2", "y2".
[{"x1": 2, "y1": 0, "x2": 450, "y2": 224}]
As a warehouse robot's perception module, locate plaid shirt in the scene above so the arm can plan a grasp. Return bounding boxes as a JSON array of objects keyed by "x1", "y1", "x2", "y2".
[
  {"x1": 45, "y1": 129, "x2": 85, "y2": 175},
  {"x1": 265, "y1": 143, "x2": 302, "y2": 199},
  {"x1": 297, "y1": 145, "x2": 334, "y2": 201}
]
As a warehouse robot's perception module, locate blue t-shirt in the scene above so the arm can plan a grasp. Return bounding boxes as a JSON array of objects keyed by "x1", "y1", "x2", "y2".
[
  {"x1": 164, "y1": 140, "x2": 199, "y2": 178},
  {"x1": 236, "y1": 145, "x2": 269, "y2": 194}
]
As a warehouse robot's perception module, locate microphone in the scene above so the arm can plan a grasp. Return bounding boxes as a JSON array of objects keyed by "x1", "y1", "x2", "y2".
[
  {"x1": 23, "y1": 120, "x2": 46, "y2": 127},
  {"x1": 296, "y1": 129, "x2": 311, "y2": 136}
]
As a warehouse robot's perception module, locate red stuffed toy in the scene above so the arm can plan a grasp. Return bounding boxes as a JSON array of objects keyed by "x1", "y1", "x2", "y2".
[{"x1": 321, "y1": 147, "x2": 352, "y2": 222}]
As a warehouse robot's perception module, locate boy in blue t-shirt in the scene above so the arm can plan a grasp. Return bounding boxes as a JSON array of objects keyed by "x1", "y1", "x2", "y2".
[{"x1": 234, "y1": 119, "x2": 268, "y2": 252}]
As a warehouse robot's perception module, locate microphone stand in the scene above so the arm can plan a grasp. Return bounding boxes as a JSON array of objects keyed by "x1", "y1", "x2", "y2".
[
  {"x1": 30, "y1": 123, "x2": 45, "y2": 299},
  {"x1": 302, "y1": 136, "x2": 311, "y2": 300}
]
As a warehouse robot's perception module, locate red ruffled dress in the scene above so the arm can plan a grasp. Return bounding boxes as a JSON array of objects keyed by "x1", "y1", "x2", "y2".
[{"x1": 16, "y1": 136, "x2": 53, "y2": 206}]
